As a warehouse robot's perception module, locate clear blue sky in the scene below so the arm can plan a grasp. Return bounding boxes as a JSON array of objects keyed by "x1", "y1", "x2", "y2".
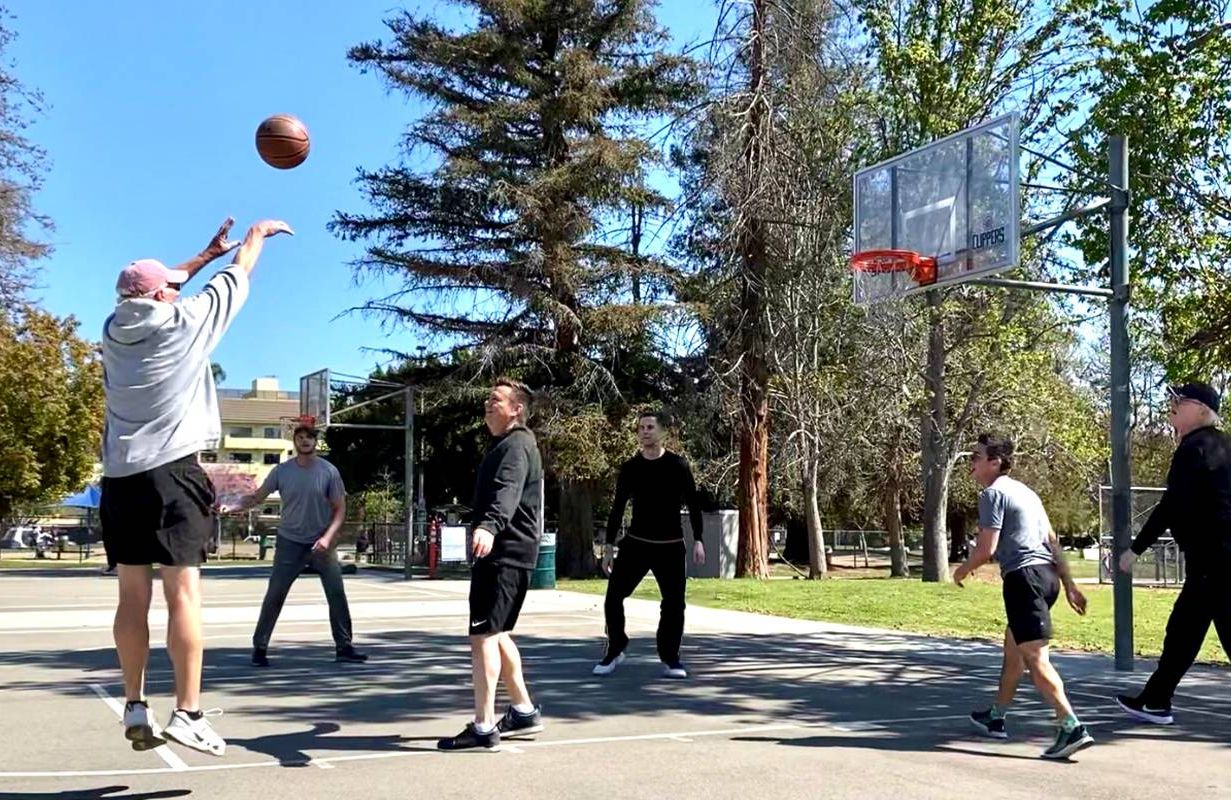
[{"x1": 10, "y1": 0, "x2": 715, "y2": 391}]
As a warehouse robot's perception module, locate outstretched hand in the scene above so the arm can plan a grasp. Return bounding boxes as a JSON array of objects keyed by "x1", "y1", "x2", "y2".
[
  {"x1": 249, "y1": 219, "x2": 294, "y2": 239},
  {"x1": 204, "y1": 217, "x2": 241, "y2": 258}
]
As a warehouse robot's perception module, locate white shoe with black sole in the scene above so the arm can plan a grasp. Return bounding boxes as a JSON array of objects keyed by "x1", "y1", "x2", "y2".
[
  {"x1": 122, "y1": 700, "x2": 165, "y2": 751},
  {"x1": 163, "y1": 708, "x2": 226, "y2": 756}
]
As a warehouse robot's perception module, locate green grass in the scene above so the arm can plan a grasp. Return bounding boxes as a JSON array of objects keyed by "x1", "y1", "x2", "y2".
[{"x1": 561, "y1": 574, "x2": 1228, "y2": 665}]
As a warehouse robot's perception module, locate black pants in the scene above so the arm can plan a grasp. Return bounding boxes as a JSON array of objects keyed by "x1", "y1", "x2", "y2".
[
  {"x1": 1141, "y1": 571, "x2": 1231, "y2": 706},
  {"x1": 604, "y1": 537, "x2": 686, "y2": 663}
]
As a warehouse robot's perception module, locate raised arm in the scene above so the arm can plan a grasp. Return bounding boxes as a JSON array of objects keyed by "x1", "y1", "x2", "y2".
[
  {"x1": 231, "y1": 219, "x2": 295, "y2": 276},
  {"x1": 170, "y1": 217, "x2": 241, "y2": 286}
]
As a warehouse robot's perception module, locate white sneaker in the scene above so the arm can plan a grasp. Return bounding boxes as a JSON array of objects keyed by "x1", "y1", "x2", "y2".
[
  {"x1": 662, "y1": 661, "x2": 688, "y2": 679},
  {"x1": 122, "y1": 700, "x2": 164, "y2": 751},
  {"x1": 592, "y1": 652, "x2": 626, "y2": 676},
  {"x1": 163, "y1": 708, "x2": 226, "y2": 756}
]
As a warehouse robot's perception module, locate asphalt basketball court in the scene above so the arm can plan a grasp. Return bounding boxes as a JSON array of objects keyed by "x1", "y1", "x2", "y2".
[{"x1": 0, "y1": 566, "x2": 1227, "y2": 800}]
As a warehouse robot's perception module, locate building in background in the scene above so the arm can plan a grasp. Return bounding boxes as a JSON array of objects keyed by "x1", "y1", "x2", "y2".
[{"x1": 203, "y1": 377, "x2": 300, "y2": 516}]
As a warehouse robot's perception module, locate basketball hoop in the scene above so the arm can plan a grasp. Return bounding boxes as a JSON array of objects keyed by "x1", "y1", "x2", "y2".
[{"x1": 851, "y1": 249, "x2": 937, "y2": 286}]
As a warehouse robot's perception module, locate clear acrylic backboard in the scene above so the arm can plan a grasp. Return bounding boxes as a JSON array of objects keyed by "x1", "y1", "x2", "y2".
[{"x1": 853, "y1": 113, "x2": 1020, "y2": 304}]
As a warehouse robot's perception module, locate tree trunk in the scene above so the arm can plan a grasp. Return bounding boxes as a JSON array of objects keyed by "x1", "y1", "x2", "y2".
[
  {"x1": 803, "y1": 461, "x2": 827, "y2": 579},
  {"x1": 882, "y1": 470, "x2": 908, "y2": 578},
  {"x1": 557, "y1": 479, "x2": 595, "y2": 577},
  {"x1": 734, "y1": 0, "x2": 771, "y2": 580},
  {"x1": 736, "y1": 395, "x2": 771, "y2": 577},
  {"x1": 921, "y1": 291, "x2": 951, "y2": 583}
]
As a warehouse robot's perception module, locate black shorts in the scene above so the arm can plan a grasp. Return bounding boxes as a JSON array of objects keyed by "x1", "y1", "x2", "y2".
[
  {"x1": 100, "y1": 454, "x2": 216, "y2": 567},
  {"x1": 468, "y1": 559, "x2": 530, "y2": 635},
  {"x1": 1003, "y1": 564, "x2": 1059, "y2": 645}
]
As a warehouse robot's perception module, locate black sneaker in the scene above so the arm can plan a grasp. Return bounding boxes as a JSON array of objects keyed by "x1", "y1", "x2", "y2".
[
  {"x1": 662, "y1": 661, "x2": 688, "y2": 679},
  {"x1": 437, "y1": 722, "x2": 500, "y2": 751},
  {"x1": 251, "y1": 647, "x2": 270, "y2": 668},
  {"x1": 335, "y1": 645, "x2": 368, "y2": 664},
  {"x1": 497, "y1": 705, "x2": 544, "y2": 738},
  {"x1": 969, "y1": 708, "x2": 1008, "y2": 739},
  {"x1": 1041, "y1": 723, "x2": 1094, "y2": 759},
  {"x1": 1114, "y1": 693, "x2": 1173, "y2": 724}
]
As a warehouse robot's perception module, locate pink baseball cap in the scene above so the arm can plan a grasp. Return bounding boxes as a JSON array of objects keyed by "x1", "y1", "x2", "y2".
[{"x1": 116, "y1": 259, "x2": 190, "y2": 298}]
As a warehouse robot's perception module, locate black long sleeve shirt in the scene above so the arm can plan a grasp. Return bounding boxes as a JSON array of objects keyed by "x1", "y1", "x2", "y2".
[
  {"x1": 471, "y1": 426, "x2": 543, "y2": 569},
  {"x1": 604, "y1": 450, "x2": 703, "y2": 545},
  {"x1": 1131, "y1": 425, "x2": 1231, "y2": 569}
]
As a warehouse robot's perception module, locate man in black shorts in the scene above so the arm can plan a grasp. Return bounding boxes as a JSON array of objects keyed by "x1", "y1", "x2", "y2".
[
  {"x1": 1115, "y1": 382, "x2": 1231, "y2": 724},
  {"x1": 437, "y1": 378, "x2": 544, "y2": 751},
  {"x1": 953, "y1": 434, "x2": 1093, "y2": 759},
  {"x1": 101, "y1": 218, "x2": 291, "y2": 756},
  {"x1": 594, "y1": 411, "x2": 705, "y2": 679}
]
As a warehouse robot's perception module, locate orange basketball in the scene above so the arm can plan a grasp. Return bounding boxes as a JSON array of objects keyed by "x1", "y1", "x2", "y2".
[{"x1": 255, "y1": 114, "x2": 310, "y2": 169}]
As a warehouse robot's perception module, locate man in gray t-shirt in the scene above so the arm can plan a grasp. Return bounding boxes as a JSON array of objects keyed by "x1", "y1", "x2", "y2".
[
  {"x1": 227, "y1": 420, "x2": 366, "y2": 667},
  {"x1": 954, "y1": 433, "x2": 1092, "y2": 760}
]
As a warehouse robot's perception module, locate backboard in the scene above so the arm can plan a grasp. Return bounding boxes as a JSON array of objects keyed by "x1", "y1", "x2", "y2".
[
  {"x1": 299, "y1": 369, "x2": 330, "y2": 428},
  {"x1": 853, "y1": 113, "x2": 1020, "y2": 304}
]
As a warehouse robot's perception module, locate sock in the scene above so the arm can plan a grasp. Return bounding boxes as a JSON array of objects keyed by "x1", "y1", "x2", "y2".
[
  {"x1": 990, "y1": 704, "x2": 1006, "y2": 720},
  {"x1": 473, "y1": 720, "x2": 496, "y2": 734},
  {"x1": 513, "y1": 703, "x2": 535, "y2": 715},
  {"x1": 1060, "y1": 713, "x2": 1079, "y2": 732},
  {"x1": 125, "y1": 699, "x2": 147, "y2": 708},
  {"x1": 178, "y1": 708, "x2": 204, "y2": 721}
]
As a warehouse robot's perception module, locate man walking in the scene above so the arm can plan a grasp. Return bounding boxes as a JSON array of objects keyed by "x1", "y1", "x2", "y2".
[
  {"x1": 437, "y1": 378, "x2": 544, "y2": 751},
  {"x1": 1116, "y1": 382, "x2": 1231, "y2": 724},
  {"x1": 954, "y1": 433, "x2": 1094, "y2": 759},
  {"x1": 224, "y1": 420, "x2": 367, "y2": 667},
  {"x1": 594, "y1": 412, "x2": 705, "y2": 679},
  {"x1": 101, "y1": 217, "x2": 292, "y2": 756}
]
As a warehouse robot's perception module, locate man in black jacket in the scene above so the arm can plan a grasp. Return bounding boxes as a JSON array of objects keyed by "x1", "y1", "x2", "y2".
[
  {"x1": 594, "y1": 411, "x2": 705, "y2": 679},
  {"x1": 438, "y1": 378, "x2": 545, "y2": 751},
  {"x1": 1116, "y1": 381, "x2": 1231, "y2": 725}
]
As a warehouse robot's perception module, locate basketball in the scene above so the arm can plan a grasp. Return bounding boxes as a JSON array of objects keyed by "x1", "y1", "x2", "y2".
[{"x1": 255, "y1": 114, "x2": 310, "y2": 169}]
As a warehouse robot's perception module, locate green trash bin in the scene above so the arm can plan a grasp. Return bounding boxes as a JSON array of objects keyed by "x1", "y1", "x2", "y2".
[{"x1": 531, "y1": 532, "x2": 557, "y2": 589}]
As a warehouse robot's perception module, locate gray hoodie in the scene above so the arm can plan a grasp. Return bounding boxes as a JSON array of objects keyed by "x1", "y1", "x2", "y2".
[{"x1": 101, "y1": 265, "x2": 249, "y2": 477}]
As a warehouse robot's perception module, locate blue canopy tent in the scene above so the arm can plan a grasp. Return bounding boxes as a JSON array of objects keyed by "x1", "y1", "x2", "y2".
[
  {"x1": 61, "y1": 484, "x2": 101, "y2": 509},
  {"x1": 60, "y1": 484, "x2": 102, "y2": 529}
]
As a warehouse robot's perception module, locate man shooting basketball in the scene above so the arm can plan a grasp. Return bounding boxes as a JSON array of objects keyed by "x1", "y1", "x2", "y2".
[{"x1": 101, "y1": 217, "x2": 292, "y2": 757}]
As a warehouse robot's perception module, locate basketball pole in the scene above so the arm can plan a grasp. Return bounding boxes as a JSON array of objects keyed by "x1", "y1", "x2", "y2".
[
  {"x1": 1109, "y1": 135, "x2": 1133, "y2": 671},
  {"x1": 404, "y1": 386, "x2": 415, "y2": 581}
]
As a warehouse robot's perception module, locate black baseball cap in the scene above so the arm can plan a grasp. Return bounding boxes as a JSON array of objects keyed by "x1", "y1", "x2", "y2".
[{"x1": 1168, "y1": 381, "x2": 1221, "y2": 414}]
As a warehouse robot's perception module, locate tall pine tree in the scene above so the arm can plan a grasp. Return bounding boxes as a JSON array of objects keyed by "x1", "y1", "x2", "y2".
[{"x1": 332, "y1": 1, "x2": 699, "y2": 575}]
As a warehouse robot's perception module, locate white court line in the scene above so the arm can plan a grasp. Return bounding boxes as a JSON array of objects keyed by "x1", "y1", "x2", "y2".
[
  {"x1": 0, "y1": 722, "x2": 800, "y2": 778},
  {"x1": 88, "y1": 683, "x2": 188, "y2": 772}
]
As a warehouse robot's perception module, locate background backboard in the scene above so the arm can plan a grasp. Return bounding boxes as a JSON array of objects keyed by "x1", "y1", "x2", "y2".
[
  {"x1": 853, "y1": 113, "x2": 1020, "y2": 304},
  {"x1": 300, "y1": 368, "x2": 330, "y2": 428}
]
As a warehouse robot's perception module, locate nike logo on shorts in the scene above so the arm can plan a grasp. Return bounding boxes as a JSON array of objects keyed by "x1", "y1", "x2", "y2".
[{"x1": 470, "y1": 620, "x2": 486, "y2": 628}]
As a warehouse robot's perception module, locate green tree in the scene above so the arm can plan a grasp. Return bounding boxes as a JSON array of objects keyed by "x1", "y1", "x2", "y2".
[
  {"x1": 332, "y1": 0, "x2": 699, "y2": 576},
  {"x1": 1064, "y1": 0, "x2": 1231, "y2": 381},
  {"x1": 0, "y1": 307, "x2": 104, "y2": 521},
  {"x1": 0, "y1": 9, "x2": 50, "y2": 313}
]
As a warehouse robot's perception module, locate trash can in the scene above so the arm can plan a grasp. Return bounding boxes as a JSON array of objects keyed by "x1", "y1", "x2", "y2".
[{"x1": 531, "y1": 532, "x2": 557, "y2": 590}]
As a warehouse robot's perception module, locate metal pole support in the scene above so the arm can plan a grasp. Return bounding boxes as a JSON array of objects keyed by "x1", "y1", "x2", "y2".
[{"x1": 1108, "y1": 135, "x2": 1134, "y2": 671}]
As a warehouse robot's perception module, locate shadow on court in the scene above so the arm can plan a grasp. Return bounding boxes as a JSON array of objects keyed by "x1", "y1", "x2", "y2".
[
  {"x1": 0, "y1": 788, "x2": 190, "y2": 799},
  {"x1": 1, "y1": 626, "x2": 1227, "y2": 765}
]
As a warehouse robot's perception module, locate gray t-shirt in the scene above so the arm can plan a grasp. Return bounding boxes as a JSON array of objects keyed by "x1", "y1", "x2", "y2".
[
  {"x1": 978, "y1": 475, "x2": 1054, "y2": 576},
  {"x1": 101, "y1": 266, "x2": 249, "y2": 477},
  {"x1": 260, "y1": 457, "x2": 346, "y2": 544}
]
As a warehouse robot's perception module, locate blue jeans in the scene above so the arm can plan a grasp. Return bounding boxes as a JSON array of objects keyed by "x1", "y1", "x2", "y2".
[{"x1": 253, "y1": 535, "x2": 354, "y2": 650}]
